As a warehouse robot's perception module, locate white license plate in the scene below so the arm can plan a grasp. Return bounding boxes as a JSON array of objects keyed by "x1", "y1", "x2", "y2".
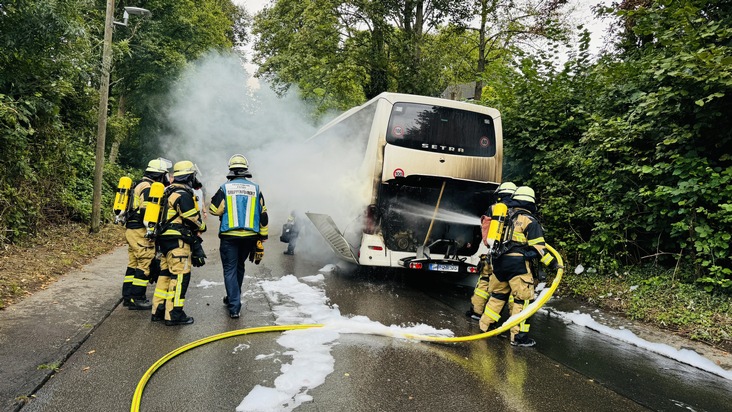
[{"x1": 429, "y1": 263, "x2": 459, "y2": 272}]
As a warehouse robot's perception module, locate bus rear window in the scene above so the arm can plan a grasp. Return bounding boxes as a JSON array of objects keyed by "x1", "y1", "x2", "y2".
[{"x1": 386, "y1": 103, "x2": 496, "y2": 157}]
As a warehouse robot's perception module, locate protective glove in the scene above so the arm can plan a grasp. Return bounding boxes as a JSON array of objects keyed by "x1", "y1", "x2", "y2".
[
  {"x1": 536, "y1": 268, "x2": 547, "y2": 282},
  {"x1": 191, "y1": 236, "x2": 207, "y2": 267},
  {"x1": 148, "y1": 258, "x2": 161, "y2": 284},
  {"x1": 192, "y1": 256, "x2": 206, "y2": 267},
  {"x1": 477, "y1": 254, "x2": 492, "y2": 277},
  {"x1": 546, "y1": 257, "x2": 562, "y2": 271},
  {"x1": 523, "y1": 249, "x2": 540, "y2": 260},
  {"x1": 249, "y1": 240, "x2": 264, "y2": 265}
]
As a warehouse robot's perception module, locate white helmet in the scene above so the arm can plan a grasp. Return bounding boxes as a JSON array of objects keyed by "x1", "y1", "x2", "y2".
[
  {"x1": 146, "y1": 157, "x2": 171, "y2": 173},
  {"x1": 495, "y1": 181, "x2": 517, "y2": 197},
  {"x1": 173, "y1": 160, "x2": 197, "y2": 177},
  {"x1": 512, "y1": 186, "x2": 536, "y2": 203},
  {"x1": 228, "y1": 154, "x2": 248, "y2": 170}
]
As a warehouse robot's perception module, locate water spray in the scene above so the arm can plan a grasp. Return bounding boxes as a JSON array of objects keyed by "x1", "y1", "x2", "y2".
[{"x1": 390, "y1": 205, "x2": 482, "y2": 226}]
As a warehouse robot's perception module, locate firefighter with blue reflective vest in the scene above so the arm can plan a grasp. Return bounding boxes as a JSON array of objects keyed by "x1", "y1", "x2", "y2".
[
  {"x1": 151, "y1": 160, "x2": 207, "y2": 326},
  {"x1": 122, "y1": 158, "x2": 170, "y2": 310},
  {"x1": 466, "y1": 181, "x2": 517, "y2": 320},
  {"x1": 478, "y1": 186, "x2": 561, "y2": 347},
  {"x1": 209, "y1": 154, "x2": 269, "y2": 319}
]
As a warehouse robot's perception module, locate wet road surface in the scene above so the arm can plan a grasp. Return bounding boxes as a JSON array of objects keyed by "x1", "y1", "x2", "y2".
[{"x1": 14, "y1": 227, "x2": 732, "y2": 411}]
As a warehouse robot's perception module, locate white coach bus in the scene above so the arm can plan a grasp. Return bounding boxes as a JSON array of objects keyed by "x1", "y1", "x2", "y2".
[{"x1": 306, "y1": 92, "x2": 503, "y2": 279}]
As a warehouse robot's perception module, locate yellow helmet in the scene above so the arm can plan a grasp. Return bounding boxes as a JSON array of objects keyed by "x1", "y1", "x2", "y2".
[
  {"x1": 146, "y1": 157, "x2": 171, "y2": 173},
  {"x1": 512, "y1": 186, "x2": 536, "y2": 203},
  {"x1": 495, "y1": 181, "x2": 517, "y2": 197},
  {"x1": 173, "y1": 160, "x2": 196, "y2": 176},
  {"x1": 228, "y1": 154, "x2": 248, "y2": 170}
]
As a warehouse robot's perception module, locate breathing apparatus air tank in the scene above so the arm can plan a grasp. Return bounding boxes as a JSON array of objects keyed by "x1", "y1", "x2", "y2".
[
  {"x1": 113, "y1": 176, "x2": 133, "y2": 224},
  {"x1": 485, "y1": 202, "x2": 508, "y2": 254},
  {"x1": 143, "y1": 182, "x2": 166, "y2": 237}
]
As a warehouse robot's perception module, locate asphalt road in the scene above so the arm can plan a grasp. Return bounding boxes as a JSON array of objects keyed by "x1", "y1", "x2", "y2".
[{"x1": 2, "y1": 221, "x2": 730, "y2": 411}]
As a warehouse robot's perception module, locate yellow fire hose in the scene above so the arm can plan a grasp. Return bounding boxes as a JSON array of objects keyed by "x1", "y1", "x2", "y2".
[{"x1": 131, "y1": 245, "x2": 564, "y2": 411}]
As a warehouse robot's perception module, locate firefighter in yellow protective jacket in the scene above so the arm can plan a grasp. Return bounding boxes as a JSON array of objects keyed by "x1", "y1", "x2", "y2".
[
  {"x1": 122, "y1": 158, "x2": 170, "y2": 310},
  {"x1": 152, "y1": 160, "x2": 207, "y2": 326},
  {"x1": 209, "y1": 154, "x2": 269, "y2": 319},
  {"x1": 478, "y1": 186, "x2": 560, "y2": 347},
  {"x1": 466, "y1": 182, "x2": 517, "y2": 320}
]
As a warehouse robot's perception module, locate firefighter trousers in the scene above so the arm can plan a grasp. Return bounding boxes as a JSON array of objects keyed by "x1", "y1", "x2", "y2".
[
  {"x1": 469, "y1": 256, "x2": 494, "y2": 315},
  {"x1": 479, "y1": 271, "x2": 535, "y2": 342},
  {"x1": 124, "y1": 228, "x2": 155, "y2": 300},
  {"x1": 153, "y1": 239, "x2": 192, "y2": 321}
]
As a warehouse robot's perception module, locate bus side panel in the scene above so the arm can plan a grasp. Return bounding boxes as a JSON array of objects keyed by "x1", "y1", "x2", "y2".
[
  {"x1": 493, "y1": 116, "x2": 503, "y2": 183},
  {"x1": 363, "y1": 98, "x2": 393, "y2": 205}
]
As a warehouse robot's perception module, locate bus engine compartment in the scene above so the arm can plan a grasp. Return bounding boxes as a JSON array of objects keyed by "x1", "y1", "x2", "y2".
[{"x1": 374, "y1": 175, "x2": 497, "y2": 273}]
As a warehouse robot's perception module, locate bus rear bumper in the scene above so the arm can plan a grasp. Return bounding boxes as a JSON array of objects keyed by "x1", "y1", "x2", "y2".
[{"x1": 398, "y1": 256, "x2": 479, "y2": 276}]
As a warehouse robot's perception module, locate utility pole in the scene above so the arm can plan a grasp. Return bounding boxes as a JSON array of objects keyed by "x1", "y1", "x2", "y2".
[{"x1": 91, "y1": 0, "x2": 115, "y2": 233}]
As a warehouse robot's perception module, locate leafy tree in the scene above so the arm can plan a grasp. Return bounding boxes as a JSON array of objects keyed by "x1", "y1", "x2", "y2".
[
  {"x1": 456, "y1": 0, "x2": 571, "y2": 100},
  {"x1": 491, "y1": 0, "x2": 732, "y2": 293},
  {"x1": 111, "y1": 0, "x2": 249, "y2": 168},
  {"x1": 0, "y1": 0, "x2": 98, "y2": 242},
  {"x1": 253, "y1": 0, "x2": 473, "y2": 110},
  {"x1": 601, "y1": 0, "x2": 732, "y2": 290},
  {"x1": 0, "y1": 0, "x2": 250, "y2": 242},
  {"x1": 380, "y1": 0, "x2": 472, "y2": 95},
  {"x1": 253, "y1": 0, "x2": 371, "y2": 112}
]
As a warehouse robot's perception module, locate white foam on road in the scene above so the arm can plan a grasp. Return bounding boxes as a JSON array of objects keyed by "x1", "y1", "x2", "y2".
[
  {"x1": 555, "y1": 310, "x2": 732, "y2": 381},
  {"x1": 196, "y1": 279, "x2": 225, "y2": 289},
  {"x1": 235, "y1": 268, "x2": 452, "y2": 412}
]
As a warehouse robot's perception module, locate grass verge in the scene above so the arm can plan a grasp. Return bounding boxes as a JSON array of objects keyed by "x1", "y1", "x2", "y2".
[{"x1": 0, "y1": 223, "x2": 124, "y2": 309}]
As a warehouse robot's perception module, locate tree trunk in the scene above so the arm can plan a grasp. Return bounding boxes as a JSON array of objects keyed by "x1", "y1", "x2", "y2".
[
  {"x1": 91, "y1": 0, "x2": 115, "y2": 233},
  {"x1": 367, "y1": 23, "x2": 388, "y2": 98}
]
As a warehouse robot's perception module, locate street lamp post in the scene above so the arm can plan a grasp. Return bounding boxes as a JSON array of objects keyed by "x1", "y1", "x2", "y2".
[{"x1": 90, "y1": 2, "x2": 151, "y2": 233}]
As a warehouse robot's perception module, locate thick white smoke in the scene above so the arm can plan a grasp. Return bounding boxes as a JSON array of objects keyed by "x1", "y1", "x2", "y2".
[{"x1": 159, "y1": 51, "x2": 370, "y2": 257}]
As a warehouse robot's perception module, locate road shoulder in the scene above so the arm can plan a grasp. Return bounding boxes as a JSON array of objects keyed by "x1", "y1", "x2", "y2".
[{"x1": 0, "y1": 246, "x2": 127, "y2": 411}]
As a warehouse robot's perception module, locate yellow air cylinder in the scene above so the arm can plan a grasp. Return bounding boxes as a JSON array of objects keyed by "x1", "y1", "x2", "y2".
[
  {"x1": 485, "y1": 202, "x2": 508, "y2": 252},
  {"x1": 113, "y1": 176, "x2": 133, "y2": 215},
  {"x1": 143, "y1": 182, "x2": 166, "y2": 235}
]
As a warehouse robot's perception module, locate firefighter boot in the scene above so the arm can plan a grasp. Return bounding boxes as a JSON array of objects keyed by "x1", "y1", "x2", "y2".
[
  {"x1": 465, "y1": 308, "x2": 481, "y2": 321},
  {"x1": 122, "y1": 267, "x2": 135, "y2": 307},
  {"x1": 166, "y1": 307, "x2": 194, "y2": 326},
  {"x1": 510, "y1": 332, "x2": 536, "y2": 347},
  {"x1": 128, "y1": 297, "x2": 153, "y2": 311},
  {"x1": 127, "y1": 268, "x2": 150, "y2": 310},
  {"x1": 151, "y1": 304, "x2": 165, "y2": 322}
]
